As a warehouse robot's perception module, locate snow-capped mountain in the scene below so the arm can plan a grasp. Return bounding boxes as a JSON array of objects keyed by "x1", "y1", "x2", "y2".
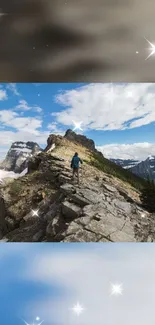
[
  {"x1": 110, "y1": 156, "x2": 155, "y2": 181},
  {"x1": 0, "y1": 141, "x2": 43, "y2": 173},
  {"x1": 129, "y1": 155, "x2": 155, "y2": 181},
  {"x1": 110, "y1": 158, "x2": 140, "y2": 169}
]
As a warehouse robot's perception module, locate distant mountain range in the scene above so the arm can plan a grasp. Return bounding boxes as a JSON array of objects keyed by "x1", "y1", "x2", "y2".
[
  {"x1": 110, "y1": 158, "x2": 140, "y2": 169},
  {"x1": 0, "y1": 141, "x2": 43, "y2": 174},
  {"x1": 110, "y1": 156, "x2": 155, "y2": 181}
]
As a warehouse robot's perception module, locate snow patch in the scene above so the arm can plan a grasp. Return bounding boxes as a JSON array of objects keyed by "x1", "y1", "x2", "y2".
[
  {"x1": 0, "y1": 168, "x2": 28, "y2": 180},
  {"x1": 19, "y1": 168, "x2": 28, "y2": 176},
  {"x1": 11, "y1": 148, "x2": 32, "y2": 153},
  {"x1": 13, "y1": 143, "x2": 27, "y2": 148},
  {"x1": 148, "y1": 155, "x2": 155, "y2": 160},
  {"x1": 47, "y1": 143, "x2": 55, "y2": 153},
  {"x1": 19, "y1": 157, "x2": 27, "y2": 161},
  {"x1": 124, "y1": 164, "x2": 139, "y2": 169}
]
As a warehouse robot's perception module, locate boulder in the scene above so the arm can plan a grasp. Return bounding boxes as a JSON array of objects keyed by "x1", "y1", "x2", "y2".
[
  {"x1": 70, "y1": 193, "x2": 91, "y2": 207},
  {"x1": 60, "y1": 183, "x2": 76, "y2": 195},
  {"x1": 61, "y1": 201, "x2": 82, "y2": 220},
  {"x1": 102, "y1": 183, "x2": 118, "y2": 193},
  {"x1": 112, "y1": 199, "x2": 133, "y2": 215},
  {"x1": 46, "y1": 214, "x2": 66, "y2": 240}
]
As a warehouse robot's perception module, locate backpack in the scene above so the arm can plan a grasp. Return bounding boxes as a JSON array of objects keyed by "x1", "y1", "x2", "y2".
[{"x1": 71, "y1": 156, "x2": 80, "y2": 168}]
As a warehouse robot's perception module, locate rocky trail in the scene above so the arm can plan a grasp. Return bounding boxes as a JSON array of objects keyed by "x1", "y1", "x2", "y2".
[{"x1": 0, "y1": 130, "x2": 154, "y2": 242}]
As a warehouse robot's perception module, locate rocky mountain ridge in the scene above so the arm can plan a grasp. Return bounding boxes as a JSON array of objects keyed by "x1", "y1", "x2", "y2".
[
  {"x1": 0, "y1": 130, "x2": 154, "y2": 242},
  {"x1": 0, "y1": 141, "x2": 43, "y2": 174}
]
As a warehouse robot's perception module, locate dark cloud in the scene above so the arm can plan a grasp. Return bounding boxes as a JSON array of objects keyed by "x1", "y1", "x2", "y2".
[{"x1": 0, "y1": 0, "x2": 155, "y2": 82}]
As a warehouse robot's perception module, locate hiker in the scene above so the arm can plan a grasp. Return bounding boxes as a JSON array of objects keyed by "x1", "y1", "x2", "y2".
[{"x1": 71, "y1": 152, "x2": 83, "y2": 184}]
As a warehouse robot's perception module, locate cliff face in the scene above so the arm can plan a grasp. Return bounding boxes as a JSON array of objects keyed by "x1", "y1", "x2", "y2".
[
  {"x1": 0, "y1": 130, "x2": 153, "y2": 243},
  {"x1": 0, "y1": 141, "x2": 43, "y2": 174}
]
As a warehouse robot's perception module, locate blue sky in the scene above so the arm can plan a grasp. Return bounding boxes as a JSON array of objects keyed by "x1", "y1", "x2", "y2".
[
  {"x1": 1, "y1": 243, "x2": 155, "y2": 325},
  {"x1": 0, "y1": 82, "x2": 155, "y2": 161}
]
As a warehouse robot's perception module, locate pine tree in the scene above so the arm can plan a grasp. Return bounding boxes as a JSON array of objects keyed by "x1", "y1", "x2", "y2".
[{"x1": 140, "y1": 177, "x2": 155, "y2": 212}]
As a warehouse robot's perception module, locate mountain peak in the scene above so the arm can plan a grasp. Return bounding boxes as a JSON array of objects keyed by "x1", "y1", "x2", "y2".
[
  {"x1": 45, "y1": 129, "x2": 96, "y2": 154},
  {"x1": 0, "y1": 141, "x2": 42, "y2": 173},
  {"x1": 64, "y1": 129, "x2": 96, "y2": 151}
]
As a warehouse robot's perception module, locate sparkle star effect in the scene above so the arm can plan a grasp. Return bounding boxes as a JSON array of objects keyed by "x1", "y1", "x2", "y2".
[
  {"x1": 31, "y1": 209, "x2": 39, "y2": 217},
  {"x1": 73, "y1": 121, "x2": 83, "y2": 132},
  {"x1": 0, "y1": 10, "x2": 7, "y2": 19},
  {"x1": 22, "y1": 318, "x2": 44, "y2": 325},
  {"x1": 110, "y1": 283, "x2": 123, "y2": 296},
  {"x1": 145, "y1": 37, "x2": 155, "y2": 60},
  {"x1": 126, "y1": 91, "x2": 133, "y2": 98},
  {"x1": 71, "y1": 302, "x2": 85, "y2": 316}
]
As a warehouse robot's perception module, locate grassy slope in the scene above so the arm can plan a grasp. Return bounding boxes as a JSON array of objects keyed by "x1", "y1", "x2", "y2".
[{"x1": 89, "y1": 152, "x2": 147, "y2": 191}]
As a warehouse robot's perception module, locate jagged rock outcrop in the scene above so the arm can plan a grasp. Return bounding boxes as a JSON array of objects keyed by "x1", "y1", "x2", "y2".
[
  {"x1": 45, "y1": 134, "x2": 62, "y2": 152},
  {"x1": 0, "y1": 141, "x2": 43, "y2": 173},
  {"x1": 0, "y1": 128, "x2": 154, "y2": 243},
  {"x1": 64, "y1": 129, "x2": 96, "y2": 151}
]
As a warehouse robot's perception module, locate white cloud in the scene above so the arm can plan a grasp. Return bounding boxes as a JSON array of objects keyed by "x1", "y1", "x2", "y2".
[
  {"x1": 0, "y1": 89, "x2": 7, "y2": 100},
  {"x1": 47, "y1": 122, "x2": 65, "y2": 135},
  {"x1": 15, "y1": 100, "x2": 28, "y2": 110},
  {"x1": 15, "y1": 100, "x2": 43, "y2": 113},
  {"x1": 0, "y1": 110, "x2": 18, "y2": 123},
  {"x1": 6, "y1": 83, "x2": 20, "y2": 96},
  {"x1": 9, "y1": 117, "x2": 42, "y2": 132},
  {"x1": 21, "y1": 245, "x2": 155, "y2": 325},
  {"x1": 54, "y1": 83, "x2": 155, "y2": 131},
  {"x1": 33, "y1": 105, "x2": 43, "y2": 113},
  {"x1": 0, "y1": 110, "x2": 43, "y2": 133},
  {"x1": 97, "y1": 142, "x2": 155, "y2": 160}
]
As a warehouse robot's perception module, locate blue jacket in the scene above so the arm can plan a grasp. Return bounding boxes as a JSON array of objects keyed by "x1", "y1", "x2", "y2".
[{"x1": 71, "y1": 156, "x2": 83, "y2": 169}]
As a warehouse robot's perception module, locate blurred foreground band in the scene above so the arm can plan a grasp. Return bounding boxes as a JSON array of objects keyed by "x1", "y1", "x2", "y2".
[{"x1": 0, "y1": 0, "x2": 155, "y2": 82}]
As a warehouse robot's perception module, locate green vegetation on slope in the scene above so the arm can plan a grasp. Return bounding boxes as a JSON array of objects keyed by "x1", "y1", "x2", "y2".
[
  {"x1": 140, "y1": 178, "x2": 155, "y2": 212},
  {"x1": 9, "y1": 181, "x2": 21, "y2": 196},
  {"x1": 90, "y1": 152, "x2": 147, "y2": 191}
]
